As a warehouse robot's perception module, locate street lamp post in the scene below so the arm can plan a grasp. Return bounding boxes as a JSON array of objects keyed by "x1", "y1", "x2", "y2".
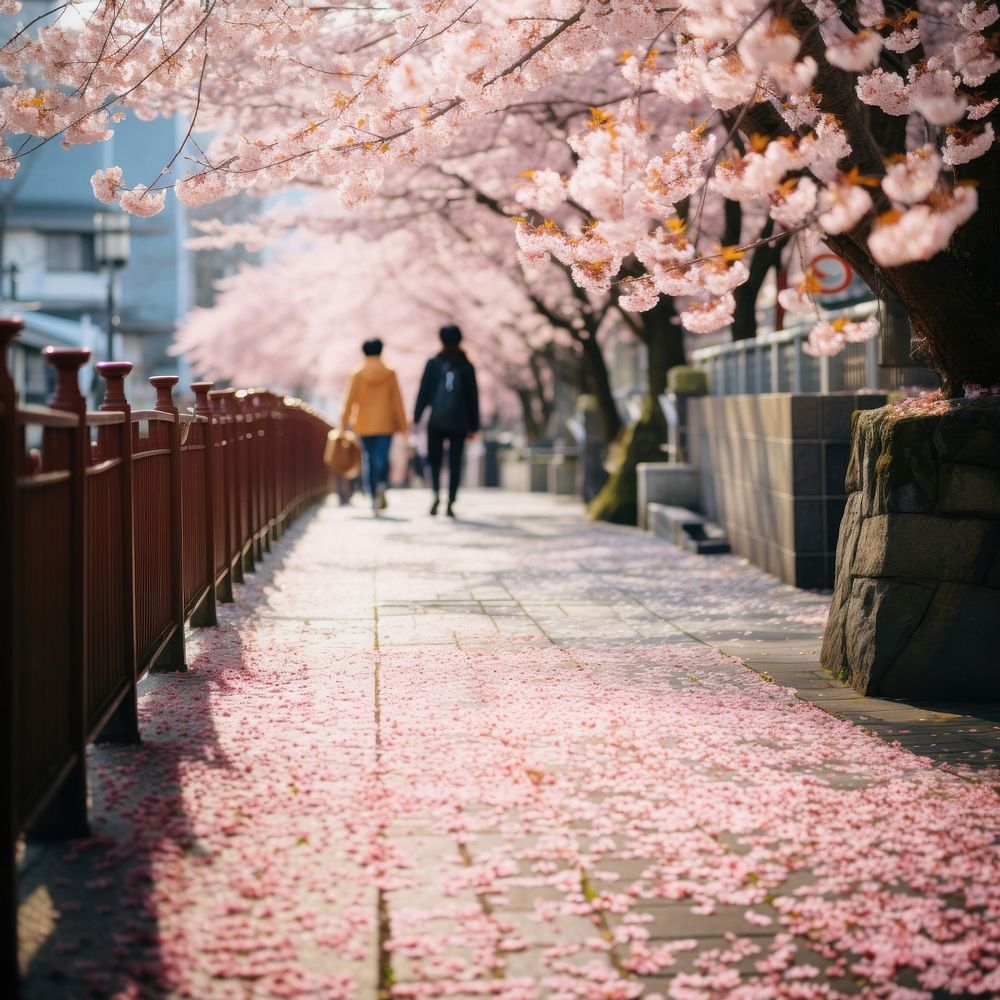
[
  {"x1": 3, "y1": 262, "x2": 19, "y2": 301},
  {"x1": 93, "y1": 212, "x2": 130, "y2": 363}
]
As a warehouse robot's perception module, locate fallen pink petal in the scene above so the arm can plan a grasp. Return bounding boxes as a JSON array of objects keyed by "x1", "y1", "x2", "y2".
[{"x1": 14, "y1": 492, "x2": 1000, "y2": 998}]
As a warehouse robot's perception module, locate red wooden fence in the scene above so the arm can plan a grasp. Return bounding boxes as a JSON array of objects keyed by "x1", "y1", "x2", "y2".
[{"x1": 0, "y1": 319, "x2": 332, "y2": 991}]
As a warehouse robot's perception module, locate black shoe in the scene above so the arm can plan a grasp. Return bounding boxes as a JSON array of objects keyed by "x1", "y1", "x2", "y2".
[
  {"x1": 429, "y1": 498, "x2": 439, "y2": 516},
  {"x1": 446, "y1": 501, "x2": 455, "y2": 518}
]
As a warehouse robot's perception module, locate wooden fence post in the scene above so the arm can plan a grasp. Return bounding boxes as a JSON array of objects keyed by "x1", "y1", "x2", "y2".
[
  {"x1": 29, "y1": 348, "x2": 90, "y2": 840},
  {"x1": 149, "y1": 376, "x2": 187, "y2": 672},
  {"x1": 94, "y1": 362, "x2": 140, "y2": 744},
  {"x1": 189, "y1": 382, "x2": 218, "y2": 626},
  {"x1": 209, "y1": 389, "x2": 238, "y2": 597},
  {"x1": 235, "y1": 391, "x2": 256, "y2": 575},
  {"x1": 219, "y1": 390, "x2": 246, "y2": 586},
  {"x1": 1, "y1": 319, "x2": 22, "y2": 995}
]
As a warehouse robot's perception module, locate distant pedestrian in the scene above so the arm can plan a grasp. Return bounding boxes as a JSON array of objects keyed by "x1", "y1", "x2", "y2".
[
  {"x1": 414, "y1": 325, "x2": 480, "y2": 517},
  {"x1": 340, "y1": 339, "x2": 408, "y2": 513}
]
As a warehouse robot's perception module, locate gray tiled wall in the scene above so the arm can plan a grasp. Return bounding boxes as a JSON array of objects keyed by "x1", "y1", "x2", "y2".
[{"x1": 689, "y1": 393, "x2": 886, "y2": 589}]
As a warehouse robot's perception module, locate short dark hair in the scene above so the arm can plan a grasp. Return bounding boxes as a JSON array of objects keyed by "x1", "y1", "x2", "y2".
[
  {"x1": 439, "y1": 324, "x2": 462, "y2": 347},
  {"x1": 362, "y1": 338, "x2": 383, "y2": 356}
]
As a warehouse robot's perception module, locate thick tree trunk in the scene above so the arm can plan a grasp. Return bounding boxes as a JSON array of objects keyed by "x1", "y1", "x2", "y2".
[
  {"x1": 826, "y1": 228, "x2": 1000, "y2": 398},
  {"x1": 731, "y1": 220, "x2": 787, "y2": 342},
  {"x1": 590, "y1": 295, "x2": 680, "y2": 524},
  {"x1": 515, "y1": 387, "x2": 543, "y2": 443},
  {"x1": 579, "y1": 333, "x2": 621, "y2": 442},
  {"x1": 784, "y1": 0, "x2": 1000, "y2": 397},
  {"x1": 587, "y1": 395, "x2": 668, "y2": 525},
  {"x1": 642, "y1": 295, "x2": 686, "y2": 397}
]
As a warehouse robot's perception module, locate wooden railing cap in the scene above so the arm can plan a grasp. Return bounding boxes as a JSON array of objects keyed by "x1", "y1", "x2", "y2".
[
  {"x1": 190, "y1": 381, "x2": 214, "y2": 417},
  {"x1": 96, "y1": 361, "x2": 133, "y2": 412},
  {"x1": 43, "y1": 347, "x2": 91, "y2": 412},
  {"x1": 0, "y1": 315, "x2": 24, "y2": 342},
  {"x1": 149, "y1": 374, "x2": 180, "y2": 413}
]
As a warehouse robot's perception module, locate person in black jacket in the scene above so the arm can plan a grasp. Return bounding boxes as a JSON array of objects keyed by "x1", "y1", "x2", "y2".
[{"x1": 414, "y1": 325, "x2": 480, "y2": 517}]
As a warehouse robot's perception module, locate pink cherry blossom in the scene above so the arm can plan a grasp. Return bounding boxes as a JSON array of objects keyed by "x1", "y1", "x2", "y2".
[
  {"x1": 908, "y1": 68, "x2": 967, "y2": 125},
  {"x1": 868, "y1": 186, "x2": 977, "y2": 266},
  {"x1": 881, "y1": 146, "x2": 942, "y2": 205},
  {"x1": 957, "y1": 2, "x2": 1000, "y2": 32},
  {"x1": 514, "y1": 169, "x2": 567, "y2": 216},
  {"x1": 0, "y1": 0, "x2": 994, "y2": 371},
  {"x1": 817, "y1": 182, "x2": 872, "y2": 235},
  {"x1": 855, "y1": 69, "x2": 909, "y2": 115},
  {"x1": 91, "y1": 166, "x2": 124, "y2": 204},
  {"x1": 736, "y1": 16, "x2": 800, "y2": 73},
  {"x1": 119, "y1": 184, "x2": 167, "y2": 217},
  {"x1": 942, "y1": 124, "x2": 995, "y2": 165},
  {"x1": 825, "y1": 31, "x2": 883, "y2": 72},
  {"x1": 884, "y1": 26, "x2": 921, "y2": 54},
  {"x1": 680, "y1": 293, "x2": 736, "y2": 334}
]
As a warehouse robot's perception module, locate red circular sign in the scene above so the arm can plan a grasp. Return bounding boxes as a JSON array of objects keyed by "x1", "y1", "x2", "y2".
[{"x1": 808, "y1": 253, "x2": 853, "y2": 295}]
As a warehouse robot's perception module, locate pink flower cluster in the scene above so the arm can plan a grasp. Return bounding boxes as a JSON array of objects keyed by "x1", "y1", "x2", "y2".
[{"x1": 0, "y1": 0, "x2": 991, "y2": 302}]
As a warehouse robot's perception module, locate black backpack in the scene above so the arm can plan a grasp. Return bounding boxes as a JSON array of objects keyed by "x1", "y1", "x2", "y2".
[{"x1": 429, "y1": 361, "x2": 467, "y2": 432}]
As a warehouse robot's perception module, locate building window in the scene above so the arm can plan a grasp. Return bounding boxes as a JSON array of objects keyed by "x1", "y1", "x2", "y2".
[{"x1": 44, "y1": 233, "x2": 96, "y2": 272}]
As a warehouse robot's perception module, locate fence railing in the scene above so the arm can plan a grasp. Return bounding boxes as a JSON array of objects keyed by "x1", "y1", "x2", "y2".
[
  {"x1": 691, "y1": 300, "x2": 880, "y2": 396},
  {"x1": 1, "y1": 318, "x2": 332, "y2": 992}
]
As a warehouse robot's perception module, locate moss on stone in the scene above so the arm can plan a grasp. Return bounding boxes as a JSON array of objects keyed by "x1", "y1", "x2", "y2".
[
  {"x1": 873, "y1": 415, "x2": 942, "y2": 512},
  {"x1": 588, "y1": 396, "x2": 667, "y2": 525},
  {"x1": 666, "y1": 365, "x2": 709, "y2": 395}
]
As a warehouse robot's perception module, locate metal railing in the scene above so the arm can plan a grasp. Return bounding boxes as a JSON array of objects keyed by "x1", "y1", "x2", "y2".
[
  {"x1": 1, "y1": 318, "x2": 332, "y2": 994},
  {"x1": 691, "y1": 300, "x2": 880, "y2": 395}
]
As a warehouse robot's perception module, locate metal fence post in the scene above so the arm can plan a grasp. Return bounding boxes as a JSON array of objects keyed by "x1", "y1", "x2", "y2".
[{"x1": 865, "y1": 331, "x2": 879, "y2": 389}]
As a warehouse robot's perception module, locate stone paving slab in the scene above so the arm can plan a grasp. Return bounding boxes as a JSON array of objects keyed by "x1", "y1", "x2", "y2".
[{"x1": 16, "y1": 488, "x2": 1000, "y2": 999}]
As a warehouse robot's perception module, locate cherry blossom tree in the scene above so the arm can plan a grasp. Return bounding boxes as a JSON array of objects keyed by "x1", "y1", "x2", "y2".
[
  {"x1": 174, "y1": 223, "x2": 584, "y2": 438},
  {"x1": 3, "y1": 0, "x2": 997, "y2": 395},
  {"x1": 180, "y1": 110, "x2": 635, "y2": 445},
  {"x1": 179, "y1": 51, "x2": 785, "y2": 521}
]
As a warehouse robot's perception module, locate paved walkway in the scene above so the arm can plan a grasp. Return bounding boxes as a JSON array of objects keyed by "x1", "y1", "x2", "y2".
[{"x1": 18, "y1": 490, "x2": 1000, "y2": 999}]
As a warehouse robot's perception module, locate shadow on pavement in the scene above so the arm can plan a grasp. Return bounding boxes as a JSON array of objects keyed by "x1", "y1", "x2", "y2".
[{"x1": 18, "y1": 509, "x2": 319, "y2": 998}]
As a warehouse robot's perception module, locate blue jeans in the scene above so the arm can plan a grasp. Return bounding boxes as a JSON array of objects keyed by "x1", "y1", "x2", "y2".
[{"x1": 360, "y1": 434, "x2": 392, "y2": 498}]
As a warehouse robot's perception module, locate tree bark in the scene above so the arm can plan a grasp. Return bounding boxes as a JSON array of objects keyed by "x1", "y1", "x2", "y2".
[
  {"x1": 731, "y1": 220, "x2": 788, "y2": 342},
  {"x1": 640, "y1": 295, "x2": 686, "y2": 397},
  {"x1": 590, "y1": 295, "x2": 680, "y2": 524},
  {"x1": 588, "y1": 394, "x2": 667, "y2": 525},
  {"x1": 515, "y1": 387, "x2": 543, "y2": 442},
  {"x1": 579, "y1": 333, "x2": 621, "y2": 442},
  {"x1": 782, "y1": 1, "x2": 1000, "y2": 397}
]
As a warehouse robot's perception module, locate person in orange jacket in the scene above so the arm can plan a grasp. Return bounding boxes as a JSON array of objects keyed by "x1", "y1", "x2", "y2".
[{"x1": 340, "y1": 338, "x2": 408, "y2": 512}]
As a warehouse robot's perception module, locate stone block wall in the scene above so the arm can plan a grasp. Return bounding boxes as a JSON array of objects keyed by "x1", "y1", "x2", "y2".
[
  {"x1": 821, "y1": 397, "x2": 1000, "y2": 700},
  {"x1": 636, "y1": 463, "x2": 699, "y2": 530},
  {"x1": 689, "y1": 393, "x2": 886, "y2": 589}
]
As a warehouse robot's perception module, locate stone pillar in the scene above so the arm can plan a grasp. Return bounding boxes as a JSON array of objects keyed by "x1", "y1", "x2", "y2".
[{"x1": 822, "y1": 397, "x2": 1000, "y2": 700}]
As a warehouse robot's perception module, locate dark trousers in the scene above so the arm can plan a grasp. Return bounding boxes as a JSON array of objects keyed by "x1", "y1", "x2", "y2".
[{"x1": 427, "y1": 429, "x2": 465, "y2": 502}]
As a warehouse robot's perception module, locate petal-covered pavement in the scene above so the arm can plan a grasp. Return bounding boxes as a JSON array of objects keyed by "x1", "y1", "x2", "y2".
[{"x1": 18, "y1": 490, "x2": 1000, "y2": 999}]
